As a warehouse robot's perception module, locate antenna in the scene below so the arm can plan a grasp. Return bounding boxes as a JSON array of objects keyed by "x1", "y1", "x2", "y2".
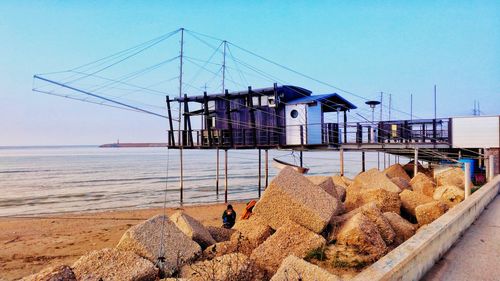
[
  {"x1": 379, "y1": 92, "x2": 383, "y2": 121},
  {"x1": 178, "y1": 28, "x2": 185, "y2": 144},
  {"x1": 388, "y1": 93, "x2": 392, "y2": 121},
  {"x1": 222, "y1": 41, "x2": 227, "y2": 94},
  {"x1": 410, "y1": 93, "x2": 413, "y2": 121}
]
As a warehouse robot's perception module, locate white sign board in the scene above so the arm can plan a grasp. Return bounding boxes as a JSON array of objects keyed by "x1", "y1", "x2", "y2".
[{"x1": 452, "y1": 116, "x2": 499, "y2": 148}]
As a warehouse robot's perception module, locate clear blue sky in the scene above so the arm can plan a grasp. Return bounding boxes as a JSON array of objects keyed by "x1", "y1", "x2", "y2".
[{"x1": 0, "y1": 1, "x2": 498, "y2": 146}]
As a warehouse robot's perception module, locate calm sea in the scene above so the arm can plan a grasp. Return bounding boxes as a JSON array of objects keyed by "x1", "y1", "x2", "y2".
[{"x1": 0, "y1": 146, "x2": 402, "y2": 216}]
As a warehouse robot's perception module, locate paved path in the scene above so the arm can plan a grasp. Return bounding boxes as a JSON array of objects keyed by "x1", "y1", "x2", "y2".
[{"x1": 422, "y1": 195, "x2": 500, "y2": 281}]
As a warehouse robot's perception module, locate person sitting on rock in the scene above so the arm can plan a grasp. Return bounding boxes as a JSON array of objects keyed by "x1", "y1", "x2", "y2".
[{"x1": 222, "y1": 204, "x2": 236, "y2": 229}]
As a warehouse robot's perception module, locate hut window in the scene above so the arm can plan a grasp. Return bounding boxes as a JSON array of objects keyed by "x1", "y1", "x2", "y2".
[
  {"x1": 260, "y1": 96, "x2": 268, "y2": 106},
  {"x1": 290, "y1": 109, "x2": 299, "y2": 119}
]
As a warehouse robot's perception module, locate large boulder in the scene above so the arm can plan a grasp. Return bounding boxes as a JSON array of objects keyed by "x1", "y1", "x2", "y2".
[
  {"x1": 358, "y1": 203, "x2": 395, "y2": 245},
  {"x1": 383, "y1": 164, "x2": 411, "y2": 182},
  {"x1": 307, "y1": 175, "x2": 339, "y2": 199},
  {"x1": 206, "y1": 226, "x2": 235, "y2": 242},
  {"x1": 116, "y1": 215, "x2": 201, "y2": 276},
  {"x1": 72, "y1": 248, "x2": 157, "y2": 281},
  {"x1": 170, "y1": 211, "x2": 216, "y2": 249},
  {"x1": 383, "y1": 212, "x2": 416, "y2": 246},
  {"x1": 328, "y1": 244, "x2": 378, "y2": 268},
  {"x1": 331, "y1": 175, "x2": 348, "y2": 189},
  {"x1": 22, "y1": 265, "x2": 76, "y2": 281},
  {"x1": 180, "y1": 253, "x2": 262, "y2": 281},
  {"x1": 336, "y1": 213, "x2": 387, "y2": 257},
  {"x1": 345, "y1": 186, "x2": 401, "y2": 214},
  {"x1": 436, "y1": 167, "x2": 465, "y2": 189},
  {"x1": 350, "y1": 168, "x2": 401, "y2": 193},
  {"x1": 415, "y1": 201, "x2": 448, "y2": 226},
  {"x1": 270, "y1": 255, "x2": 340, "y2": 281},
  {"x1": 233, "y1": 216, "x2": 273, "y2": 247},
  {"x1": 391, "y1": 177, "x2": 411, "y2": 191},
  {"x1": 403, "y1": 161, "x2": 433, "y2": 178},
  {"x1": 399, "y1": 190, "x2": 434, "y2": 217},
  {"x1": 410, "y1": 172, "x2": 436, "y2": 197},
  {"x1": 433, "y1": 185, "x2": 465, "y2": 208},
  {"x1": 250, "y1": 222, "x2": 326, "y2": 275},
  {"x1": 253, "y1": 167, "x2": 337, "y2": 233}
]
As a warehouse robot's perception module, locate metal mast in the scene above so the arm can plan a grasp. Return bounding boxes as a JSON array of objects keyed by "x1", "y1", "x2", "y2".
[
  {"x1": 379, "y1": 92, "x2": 383, "y2": 121},
  {"x1": 222, "y1": 41, "x2": 227, "y2": 94},
  {"x1": 178, "y1": 28, "x2": 185, "y2": 202}
]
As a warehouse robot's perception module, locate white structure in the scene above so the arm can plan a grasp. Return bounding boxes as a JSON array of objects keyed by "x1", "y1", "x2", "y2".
[{"x1": 451, "y1": 115, "x2": 500, "y2": 148}]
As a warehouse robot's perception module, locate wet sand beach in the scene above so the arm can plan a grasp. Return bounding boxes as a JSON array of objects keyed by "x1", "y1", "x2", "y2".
[{"x1": 0, "y1": 202, "x2": 246, "y2": 281}]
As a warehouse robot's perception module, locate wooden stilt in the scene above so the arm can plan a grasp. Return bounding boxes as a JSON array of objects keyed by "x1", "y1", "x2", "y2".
[
  {"x1": 180, "y1": 148, "x2": 184, "y2": 203},
  {"x1": 224, "y1": 149, "x2": 228, "y2": 203},
  {"x1": 299, "y1": 150, "x2": 303, "y2": 168},
  {"x1": 258, "y1": 149, "x2": 262, "y2": 197},
  {"x1": 383, "y1": 152, "x2": 387, "y2": 169},
  {"x1": 265, "y1": 149, "x2": 269, "y2": 189},
  {"x1": 361, "y1": 151, "x2": 366, "y2": 172},
  {"x1": 216, "y1": 148, "x2": 219, "y2": 196},
  {"x1": 340, "y1": 148, "x2": 344, "y2": 176},
  {"x1": 377, "y1": 152, "x2": 380, "y2": 170}
]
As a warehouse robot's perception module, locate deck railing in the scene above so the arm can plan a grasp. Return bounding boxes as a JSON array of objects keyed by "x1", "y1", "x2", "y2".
[{"x1": 167, "y1": 118, "x2": 451, "y2": 148}]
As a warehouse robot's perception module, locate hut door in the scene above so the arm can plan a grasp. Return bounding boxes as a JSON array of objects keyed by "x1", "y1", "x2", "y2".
[{"x1": 285, "y1": 104, "x2": 307, "y2": 145}]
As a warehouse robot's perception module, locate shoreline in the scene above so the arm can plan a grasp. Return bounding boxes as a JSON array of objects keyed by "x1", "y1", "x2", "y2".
[{"x1": 0, "y1": 202, "x2": 247, "y2": 281}]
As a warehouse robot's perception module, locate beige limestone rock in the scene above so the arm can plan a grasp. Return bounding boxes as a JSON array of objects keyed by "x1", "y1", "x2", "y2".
[
  {"x1": 415, "y1": 201, "x2": 448, "y2": 226},
  {"x1": 351, "y1": 168, "x2": 401, "y2": 193},
  {"x1": 410, "y1": 172, "x2": 436, "y2": 197},
  {"x1": 346, "y1": 185, "x2": 401, "y2": 214},
  {"x1": 233, "y1": 215, "x2": 273, "y2": 247},
  {"x1": 253, "y1": 167, "x2": 336, "y2": 233},
  {"x1": 433, "y1": 185, "x2": 465, "y2": 208},
  {"x1": 206, "y1": 226, "x2": 235, "y2": 242},
  {"x1": 22, "y1": 265, "x2": 76, "y2": 281},
  {"x1": 307, "y1": 175, "x2": 339, "y2": 199},
  {"x1": 335, "y1": 185, "x2": 347, "y2": 202},
  {"x1": 391, "y1": 177, "x2": 411, "y2": 191},
  {"x1": 72, "y1": 248, "x2": 157, "y2": 281},
  {"x1": 358, "y1": 203, "x2": 395, "y2": 245},
  {"x1": 170, "y1": 211, "x2": 216, "y2": 249},
  {"x1": 250, "y1": 222, "x2": 326, "y2": 275},
  {"x1": 116, "y1": 215, "x2": 201, "y2": 276},
  {"x1": 328, "y1": 244, "x2": 378, "y2": 268},
  {"x1": 342, "y1": 176, "x2": 354, "y2": 186},
  {"x1": 435, "y1": 167, "x2": 465, "y2": 189},
  {"x1": 383, "y1": 212, "x2": 416, "y2": 246},
  {"x1": 332, "y1": 175, "x2": 348, "y2": 189},
  {"x1": 270, "y1": 255, "x2": 340, "y2": 281},
  {"x1": 181, "y1": 253, "x2": 262, "y2": 281},
  {"x1": 383, "y1": 164, "x2": 411, "y2": 181},
  {"x1": 336, "y1": 213, "x2": 387, "y2": 257},
  {"x1": 399, "y1": 189, "x2": 434, "y2": 217}
]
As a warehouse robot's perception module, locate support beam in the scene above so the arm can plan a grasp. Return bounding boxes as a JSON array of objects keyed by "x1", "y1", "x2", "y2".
[
  {"x1": 343, "y1": 111, "x2": 347, "y2": 143},
  {"x1": 414, "y1": 148, "x2": 419, "y2": 177},
  {"x1": 488, "y1": 155, "x2": 496, "y2": 182},
  {"x1": 166, "y1": 95, "x2": 175, "y2": 146},
  {"x1": 265, "y1": 149, "x2": 269, "y2": 189},
  {"x1": 299, "y1": 150, "x2": 303, "y2": 168},
  {"x1": 340, "y1": 148, "x2": 345, "y2": 176},
  {"x1": 216, "y1": 148, "x2": 219, "y2": 196},
  {"x1": 180, "y1": 149, "x2": 184, "y2": 203},
  {"x1": 258, "y1": 149, "x2": 262, "y2": 197},
  {"x1": 362, "y1": 151, "x2": 366, "y2": 172},
  {"x1": 464, "y1": 162, "x2": 471, "y2": 199},
  {"x1": 224, "y1": 149, "x2": 228, "y2": 203}
]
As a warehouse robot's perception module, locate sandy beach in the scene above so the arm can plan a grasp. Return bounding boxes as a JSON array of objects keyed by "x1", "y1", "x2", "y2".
[{"x1": 0, "y1": 202, "x2": 247, "y2": 281}]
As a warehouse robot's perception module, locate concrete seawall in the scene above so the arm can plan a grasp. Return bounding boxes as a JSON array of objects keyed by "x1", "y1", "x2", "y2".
[{"x1": 353, "y1": 175, "x2": 500, "y2": 281}]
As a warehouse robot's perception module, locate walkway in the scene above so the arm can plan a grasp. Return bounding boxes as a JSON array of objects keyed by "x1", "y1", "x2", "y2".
[{"x1": 422, "y1": 195, "x2": 500, "y2": 281}]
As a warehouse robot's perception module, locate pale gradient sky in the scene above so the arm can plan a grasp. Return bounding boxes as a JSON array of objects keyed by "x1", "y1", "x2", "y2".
[{"x1": 0, "y1": 1, "x2": 499, "y2": 146}]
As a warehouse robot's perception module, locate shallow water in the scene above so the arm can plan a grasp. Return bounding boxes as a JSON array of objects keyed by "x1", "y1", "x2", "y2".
[{"x1": 0, "y1": 146, "x2": 405, "y2": 216}]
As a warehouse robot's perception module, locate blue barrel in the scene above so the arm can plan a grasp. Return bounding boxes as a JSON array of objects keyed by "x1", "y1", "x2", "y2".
[{"x1": 458, "y1": 158, "x2": 475, "y2": 179}]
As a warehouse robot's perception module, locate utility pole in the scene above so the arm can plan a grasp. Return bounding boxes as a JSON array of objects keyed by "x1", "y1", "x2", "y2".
[
  {"x1": 410, "y1": 93, "x2": 413, "y2": 121},
  {"x1": 388, "y1": 93, "x2": 392, "y2": 121},
  {"x1": 178, "y1": 28, "x2": 185, "y2": 202},
  {"x1": 222, "y1": 41, "x2": 227, "y2": 96}
]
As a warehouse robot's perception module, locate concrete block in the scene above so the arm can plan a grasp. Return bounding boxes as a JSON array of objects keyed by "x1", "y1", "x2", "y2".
[
  {"x1": 206, "y1": 226, "x2": 235, "y2": 242},
  {"x1": 433, "y1": 185, "x2": 465, "y2": 208},
  {"x1": 328, "y1": 244, "x2": 379, "y2": 269},
  {"x1": 337, "y1": 213, "x2": 387, "y2": 257},
  {"x1": 351, "y1": 168, "x2": 401, "y2": 193},
  {"x1": 410, "y1": 172, "x2": 436, "y2": 197},
  {"x1": 72, "y1": 248, "x2": 158, "y2": 281},
  {"x1": 181, "y1": 253, "x2": 262, "y2": 281},
  {"x1": 346, "y1": 186, "x2": 401, "y2": 214},
  {"x1": 233, "y1": 215, "x2": 273, "y2": 247},
  {"x1": 435, "y1": 167, "x2": 465, "y2": 189},
  {"x1": 270, "y1": 255, "x2": 340, "y2": 281},
  {"x1": 391, "y1": 177, "x2": 411, "y2": 191},
  {"x1": 170, "y1": 211, "x2": 216, "y2": 249},
  {"x1": 251, "y1": 222, "x2": 326, "y2": 275},
  {"x1": 253, "y1": 167, "x2": 336, "y2": 233},
  {"x1": 307, "y1": 175, "x2": 339, "y2": 199},
  {"x1": 384, "y1": 164, "x2": 411, "y2": 181},
  {"x1": 415, "y1": 201, "x2": 448, "y2": 226},
  {"x1": 359, "y1": 203, "x2": 396, "y2": 245},
  {"x1": 383, "y1": 212, "x2": 416, "y2": 246},
  {"x1": 399, "y1": 190, "x2": 434, "y2": 217},
  {"x1": 116, "y1": 215, "x2": 201, "y2": 276}
]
